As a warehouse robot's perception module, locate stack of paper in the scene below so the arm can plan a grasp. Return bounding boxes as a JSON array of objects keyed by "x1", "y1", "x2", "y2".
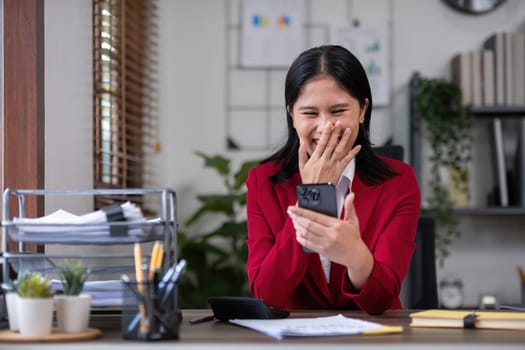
[
  {"x1": 6, "y1": 203, "x2": 162, "y2": 243},
  {"x1": 230, "y1": 314, "x2": 402, "y2": 339},
  {"x1": 12, "y1": 202, "x2": 147, "y2": 233}
]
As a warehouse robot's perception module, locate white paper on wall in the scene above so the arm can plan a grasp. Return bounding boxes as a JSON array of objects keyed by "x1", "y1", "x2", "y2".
[
  {"x1": 330, "y1": 26, "x2": 390, "y2": 107},
  {"x1": 241, "y1": 0, "x2": 304, "y2": 68}
]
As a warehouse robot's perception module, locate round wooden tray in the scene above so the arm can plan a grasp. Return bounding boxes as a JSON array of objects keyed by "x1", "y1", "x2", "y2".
[{"x1": 0, "y1": 328, "x2": 102, "y2": 342}]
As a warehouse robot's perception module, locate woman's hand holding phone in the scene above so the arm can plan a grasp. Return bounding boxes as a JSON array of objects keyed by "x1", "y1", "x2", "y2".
[{"x1": 295, "y1": 183, "x2": 337, "y2": 253}]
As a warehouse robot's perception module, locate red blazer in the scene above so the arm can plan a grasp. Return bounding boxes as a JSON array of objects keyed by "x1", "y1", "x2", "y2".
[{"x1": 245, "y1": 157, "x2": 421, "y2": 314}]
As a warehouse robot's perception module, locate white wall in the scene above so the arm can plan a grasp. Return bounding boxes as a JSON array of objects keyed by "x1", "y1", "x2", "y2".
[
  {"x1": 39, "y1": 0, "x2": 525, "y2": 306},
  {"x1": 45, "y1": 0, "x2": 93, "y2": 214},
  {"x1": 157, "y1": 0, "x2": 230, "y2": 223}
]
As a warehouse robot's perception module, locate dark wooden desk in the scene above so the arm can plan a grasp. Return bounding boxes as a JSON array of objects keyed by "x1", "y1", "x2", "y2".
[{"x1": 3, "y1": 309, "x2": 525, "y2": 349}]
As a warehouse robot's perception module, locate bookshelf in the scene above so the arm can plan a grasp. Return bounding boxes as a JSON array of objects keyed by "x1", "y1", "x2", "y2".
[
  {"x1": 470, "y1": 106, "x2": 525, "y2": 212},
  {"x1": 471, "y1": 106, "x2": 525, "y2": 118},
  {"x1": 409, "y1": 72, "x2": 525, "y2": 215}
]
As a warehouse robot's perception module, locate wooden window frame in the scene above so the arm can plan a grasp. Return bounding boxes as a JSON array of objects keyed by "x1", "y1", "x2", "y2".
[{"x1": 2, "y1": 0, "x2": 45, "y2": 258}]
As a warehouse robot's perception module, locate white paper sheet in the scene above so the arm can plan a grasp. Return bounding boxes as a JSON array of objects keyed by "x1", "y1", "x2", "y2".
[
  {"x1": 6, "y1": 202, "x2": 153, "y2": 239},
  {"x1": 230, "y1": 314, "x2": 383, "y2": 339},
  {"x1": 11, "y1": 202, "x2": 146, "y2": 232}
]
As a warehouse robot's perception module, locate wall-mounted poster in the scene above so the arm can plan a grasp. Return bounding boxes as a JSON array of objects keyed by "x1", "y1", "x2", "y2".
[
  {"x1": 241, "y1": 0, "x2": 304, "y2": 68},
  {"x1": 330, "y1": 26, "x2": 390, "y2": 106}
]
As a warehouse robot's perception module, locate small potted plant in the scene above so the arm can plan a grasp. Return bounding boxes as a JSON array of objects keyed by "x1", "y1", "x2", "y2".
[
  {"x1": 1, "y1": 270, "x2": 32, "y2": 331},
  {"x1": 16, "y1": 272, "x2": 54, "y2": 336},
  {"x1": 54, "y1": 260, "x2": 91, "y2": 333}
]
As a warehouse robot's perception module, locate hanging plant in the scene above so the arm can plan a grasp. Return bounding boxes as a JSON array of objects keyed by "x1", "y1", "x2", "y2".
[{"x1": 416, "y1": 76, "x2": 473, "y2": 265}]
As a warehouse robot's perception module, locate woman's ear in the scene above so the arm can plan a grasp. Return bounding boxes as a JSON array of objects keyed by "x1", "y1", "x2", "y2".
[
  {"x1": 360, "y1": 98, "x2": 369, "y2": 123},
  {"x1": 287, "y1": 105, "x2": 295, "y2": 126}
]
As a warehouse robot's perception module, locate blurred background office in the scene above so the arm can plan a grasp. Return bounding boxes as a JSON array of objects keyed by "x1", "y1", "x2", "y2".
[{"x1": 2, "y1": 0, "x2": 525, "y2": 308}]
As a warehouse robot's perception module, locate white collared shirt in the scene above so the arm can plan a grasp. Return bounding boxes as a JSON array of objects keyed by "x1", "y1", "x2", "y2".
[{"x1": 320, "y1": 159, "x2": 356, "y2": 283}]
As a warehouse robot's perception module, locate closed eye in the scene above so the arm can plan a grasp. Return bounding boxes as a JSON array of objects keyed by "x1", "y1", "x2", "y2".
[
  {"x1": 300, "y1": 111, "x2": 318, "y2": 117},
  {"x1": 297, "y1": 106, "x2": 318, "y2": 116},
  {"x1": 330, "y1": 103, "x2": 350, "y2": 115}
]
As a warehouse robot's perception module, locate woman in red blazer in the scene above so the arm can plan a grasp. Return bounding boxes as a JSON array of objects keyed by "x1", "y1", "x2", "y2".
[{"x1": 246, "y1": 45, "x2": 421, "y2": 314}]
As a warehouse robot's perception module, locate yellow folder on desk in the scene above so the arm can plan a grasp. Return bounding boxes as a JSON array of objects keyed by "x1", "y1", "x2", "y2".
[{"x1": 409, "y1": 310, "x2": 525, "y2": 330}]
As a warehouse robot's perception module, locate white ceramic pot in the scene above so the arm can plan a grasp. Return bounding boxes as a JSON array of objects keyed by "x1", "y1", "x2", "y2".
[
  {"x1": 54, "y1": 294, "x2": 91, "y2": 333},
  {"x1": 5, "y1": 292, "x2": 19, "y2": 331},
  {"x1": 17, "y1": 297, "x2": 54, "y2": 337}
]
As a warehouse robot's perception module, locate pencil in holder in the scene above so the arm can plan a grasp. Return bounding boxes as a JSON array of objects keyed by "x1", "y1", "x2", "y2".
[{"x1": 121, "y1": 280, "x2": 181, "y2": 341}]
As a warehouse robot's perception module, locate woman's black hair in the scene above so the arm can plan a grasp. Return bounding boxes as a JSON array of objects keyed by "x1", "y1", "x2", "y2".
[{"x1": 262, "y1": 45, "x2": 398, "y2": 185}]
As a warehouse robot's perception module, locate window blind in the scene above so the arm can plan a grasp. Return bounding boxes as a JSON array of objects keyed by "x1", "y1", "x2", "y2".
[{"x1": 93, "y1": 0, "x2": 159, "y2": 209}]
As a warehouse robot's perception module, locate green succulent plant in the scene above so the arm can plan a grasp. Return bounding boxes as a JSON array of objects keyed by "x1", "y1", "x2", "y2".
[
  {"x1": 2, "y1": 270, "x2": 32, "y2": 293},
  {"x1": 17, "y1": 272, "x2": 53, "y2": 298},
  {"x1": 58, "y1": 260, "x2": 91, "y2": 296}
]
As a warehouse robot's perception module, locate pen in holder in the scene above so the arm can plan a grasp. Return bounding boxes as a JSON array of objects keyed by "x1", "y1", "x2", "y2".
[
  {"x1": 122, "y1": 258, "x2": 186, "y2": 341},
  {"x1": 121, "y1": 279, "x2": 180, "y2": 341}
]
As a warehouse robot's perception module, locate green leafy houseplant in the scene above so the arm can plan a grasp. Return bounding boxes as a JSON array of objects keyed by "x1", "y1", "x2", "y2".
[
  {"x1": 58, "y1": 260, "x2": 91, "y2": 295},
  {"x1": 17, "y1": 272, "x2": 54, "y2": 298},
  {"x1": 178, "y1": 151, "x2": 260, "y2": 308},
  {"x1": 416, "y1": 76, "x2": 473, "y2": 265}
]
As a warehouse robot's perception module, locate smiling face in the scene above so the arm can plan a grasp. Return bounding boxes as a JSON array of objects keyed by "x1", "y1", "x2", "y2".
[{"x1": 289, "y1": 74, "x2": 368, "y2": 155}]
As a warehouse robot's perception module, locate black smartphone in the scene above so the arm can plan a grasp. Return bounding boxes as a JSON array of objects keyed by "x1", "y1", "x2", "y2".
[
  {"x1": 296, "y1": 183, "x2": 337, "y2": 253},
  {"x1": 207, "y1": 297, "x2": 289, "y2": 321}
]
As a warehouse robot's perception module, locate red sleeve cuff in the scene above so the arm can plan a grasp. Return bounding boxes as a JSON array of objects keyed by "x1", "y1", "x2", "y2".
[{"x1": 341, "y1": 262, "x2": 398, "y2": 314}]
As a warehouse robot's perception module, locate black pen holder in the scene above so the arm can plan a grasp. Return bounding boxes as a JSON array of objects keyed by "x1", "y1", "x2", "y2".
[{"x1": 121, "y1": 281, "x2": 181, "y2": 341}]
